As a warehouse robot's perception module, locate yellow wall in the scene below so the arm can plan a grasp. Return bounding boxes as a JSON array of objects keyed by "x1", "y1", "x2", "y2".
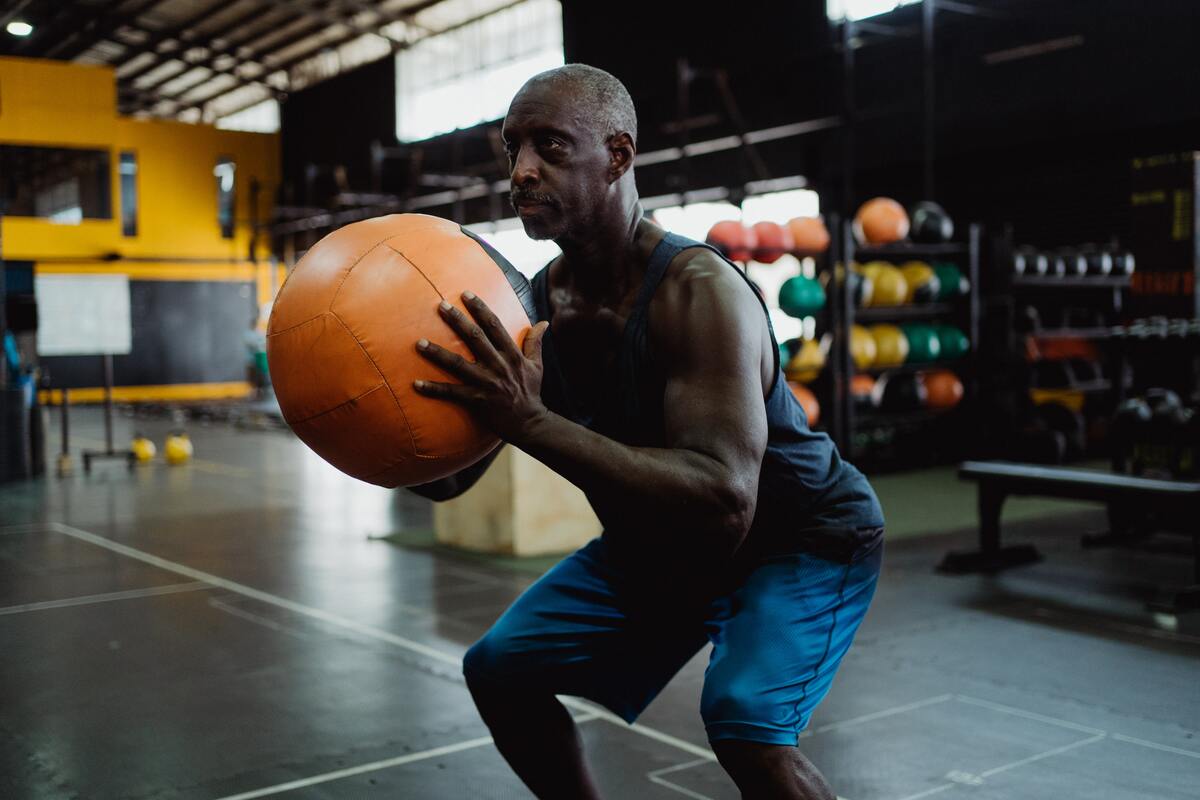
[{"x1": 0, "y1": 56, "x2": 279, "y2": 264}]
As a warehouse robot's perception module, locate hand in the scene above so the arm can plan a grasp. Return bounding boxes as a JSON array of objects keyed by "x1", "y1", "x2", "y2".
[{"x1": 414, "y1": 291, "x2": 550, "y2": 444}]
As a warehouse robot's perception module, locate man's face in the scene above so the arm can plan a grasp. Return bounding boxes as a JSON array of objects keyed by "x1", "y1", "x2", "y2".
[{"x1": 501, "y1": 83, "x2": 610, "y2": 241}]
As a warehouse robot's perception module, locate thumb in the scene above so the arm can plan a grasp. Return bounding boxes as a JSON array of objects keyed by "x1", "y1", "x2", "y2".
[{"x1": 523, "y1": 321, "x2": 550, "y2": 361}]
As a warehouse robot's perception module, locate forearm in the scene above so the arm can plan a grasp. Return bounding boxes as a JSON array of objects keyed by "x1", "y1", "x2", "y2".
[{"x1": 515, "y1": 411, "x2": 755, "y2": 550}]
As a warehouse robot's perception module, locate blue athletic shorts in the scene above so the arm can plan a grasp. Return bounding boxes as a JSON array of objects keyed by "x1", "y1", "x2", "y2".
[{"x1": 462, "y1": 535, "x2": 882, "y2": 746}]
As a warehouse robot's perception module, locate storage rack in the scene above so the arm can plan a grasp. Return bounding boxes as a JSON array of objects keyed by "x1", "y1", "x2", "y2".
[
  {"x1": 995, "y1": 234, "x2": 1133, "y2": 462},
  {"x1": 824, "y1": 219, "x2": 982, "y2": 466}
]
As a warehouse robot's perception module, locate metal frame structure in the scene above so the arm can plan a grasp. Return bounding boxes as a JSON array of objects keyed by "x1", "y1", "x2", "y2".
[{"x1": 0, "y1": 0, "x2": 480, "y2": 121}]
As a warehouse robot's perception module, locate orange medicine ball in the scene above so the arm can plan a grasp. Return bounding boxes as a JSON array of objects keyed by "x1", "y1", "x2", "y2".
[
  {"x1": 751, "y1": 221, "x2": 794, "y2": 264},
  {"x1": 267, "y1": 214, "x2": 536, "y2": 488},
  {"x1": 786, "y1": 216, "x2": 830, "y2": 255},
  {"x1": 853, "y1": 197, "x2": 910, "y2": 245},
  {"x1": 706, "y1": 220, "x2": 757, "y2": 262}
]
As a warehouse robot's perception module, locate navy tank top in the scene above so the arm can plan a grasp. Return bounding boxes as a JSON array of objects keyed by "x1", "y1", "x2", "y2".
[{"x1": 532, "y1": 231, "x2": 884, "y2": 564}]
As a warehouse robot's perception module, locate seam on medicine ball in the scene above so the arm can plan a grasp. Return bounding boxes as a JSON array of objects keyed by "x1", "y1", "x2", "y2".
[
  {"x1": 266, "y1": 310, "x2": 331, "y2": 339},
  {"x1": 329, "y1": 309, "x2": 420, "y2": 456},
  {"x1": 285, "y1": 382, "x2": 389, "y2": 426},
  {"x1": 382, "y1": 243, "x2": 446, "y2": 303},
  {"x1": 328, "y1": 240, "x2": 394, "y2": 310}
]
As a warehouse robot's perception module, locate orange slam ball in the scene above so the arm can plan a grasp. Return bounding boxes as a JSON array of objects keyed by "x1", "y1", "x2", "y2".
[
  {"x1": 267, "y1": 214, "x2": 535, "y2": 488},
  {"x1": 751, "y1": 221, "x2": 794, "y2": 264},
  {"x1": 786, "y1": 216, "x2": 831, "y2": 255},
  {"x1": 706, "y1": 220, "x2": 757, "y2": 262},
  {"x1": 854, "y1": 197, "x2": 910, "y2": 245}
]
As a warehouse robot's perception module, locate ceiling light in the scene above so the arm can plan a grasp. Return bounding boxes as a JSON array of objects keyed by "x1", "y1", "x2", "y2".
[{"x1": 6, "y1": 21, "x2": 33, "y2": 36}]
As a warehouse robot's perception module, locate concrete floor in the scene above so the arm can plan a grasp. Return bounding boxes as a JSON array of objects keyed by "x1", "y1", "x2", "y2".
[{"x1": 1, "y1": 407, "x2": 1198, "y2": 800}]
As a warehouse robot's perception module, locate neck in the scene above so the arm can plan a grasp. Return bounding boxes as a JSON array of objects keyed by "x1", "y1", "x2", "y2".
[{"x1": 555, "y1": 196, "x2": 653, "y2": 301}]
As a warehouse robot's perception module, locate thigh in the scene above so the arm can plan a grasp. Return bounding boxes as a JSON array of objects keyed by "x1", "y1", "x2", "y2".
[
  {"x1": 701, "y1": 543, "x2": 883, "y2": 745},
  {"x1": 464, "y1": 536, "x2": 707, "y2": 723}
]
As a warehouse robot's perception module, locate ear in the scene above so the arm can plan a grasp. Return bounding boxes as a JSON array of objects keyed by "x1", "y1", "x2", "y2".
[{"x1": 608, "y1": 132, "x2": 635, "y2": 182}]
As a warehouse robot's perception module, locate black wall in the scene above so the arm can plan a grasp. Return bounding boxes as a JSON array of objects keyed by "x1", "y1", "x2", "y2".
[
  {"x1": 41, "y1": 281, "x2": 256, "y2": 389},
  {"x1": 281, "y1": 57, "x2": 397, "y2": 203}
]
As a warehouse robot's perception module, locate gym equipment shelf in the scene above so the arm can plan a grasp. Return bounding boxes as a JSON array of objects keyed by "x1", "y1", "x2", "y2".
[
  {"x1": 862, "y1": 360, "x2": 966, "y2": 375},
  {"x1": 1013, "y1": 275, "x2": 1132, "y2": 289},
  {"x1": 855, "y1": 303, "x2": 955, "y2": 322},
  {"x1": 1027, "y1": 327, "x2": 1122, "y2": 340},
  {"x1": 824, "y1": 219, "x2": 982, "y2": 467},
  {"x1": 854, "y1": 242, "x2": 968, "y2": 260}
]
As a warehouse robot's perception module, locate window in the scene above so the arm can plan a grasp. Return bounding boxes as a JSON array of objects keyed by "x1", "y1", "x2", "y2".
[
  {"x1": 395, "y1": 0, "x2": 564, "y2": 142},
  {"x1": 0, "y1": 145, "x2": 111, "y2": 222},
  {"x1": 119, "y1": 151, "x2": 137, "y2": 237},
  {"x1": 215, "y1": 157, "x2": 236, "y2": 239},
  {"x1": 827, "y1": 0, "x2": 921, "y2": 21},
  {"x1": 217, "y1": 99, "x2": 281, "y2": 134}
]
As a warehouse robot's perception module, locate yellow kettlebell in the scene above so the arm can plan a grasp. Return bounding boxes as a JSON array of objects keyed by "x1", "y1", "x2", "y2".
[
  {"x1": 131, "y1": 433, "x2": 157, "y2": 463},
  {"x1": 164, "y1": 430, "x2": 193, "y2": 465}
]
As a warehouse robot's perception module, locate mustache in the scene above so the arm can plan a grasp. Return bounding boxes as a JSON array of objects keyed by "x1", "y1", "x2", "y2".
[{"x1": 510, "y1": 189, "x2": 557, "y2": 207}]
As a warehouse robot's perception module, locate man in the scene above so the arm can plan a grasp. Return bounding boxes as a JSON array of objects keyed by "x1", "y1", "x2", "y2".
[{"x1": 411, "y1": 64, "x2": 884, "y2": 799}]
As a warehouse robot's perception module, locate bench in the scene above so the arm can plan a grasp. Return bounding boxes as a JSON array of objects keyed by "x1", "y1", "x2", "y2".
[{"x1": 939, "y1": 460, "x2": 1200, "y2": 612}]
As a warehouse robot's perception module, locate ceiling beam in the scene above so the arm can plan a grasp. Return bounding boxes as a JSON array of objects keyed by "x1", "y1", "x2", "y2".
[
  {"x1": 42, "y1": 0, "x2": 167, "y2": 61},
  {"x1": 115, "y1": 0, "x2": 279, "y2": 84},
  {"x1": 121, "y1": 9, "x2": 339, "y2": 113},
  {"x1": 170, "y1": 0, "x2": 514, "y2": 118}
]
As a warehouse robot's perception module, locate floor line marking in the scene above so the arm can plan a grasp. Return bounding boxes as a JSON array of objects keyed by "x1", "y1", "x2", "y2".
[
  {"x1": 892, "y1": 782, "x2": 956, "y2": 800},
  {"x1": 1112, "y1": 733, "x2": 1200, "y2": 759},
  {"x1": 210, "y1": 735, "x2": 497, "y2": 800},
  {"x1": 566, "y1": 700, "x2": 716, "y2": 761},
  {"x1": 42, "y1": 522, "x2": 464, "y2": 666},
  {"x1": 0, "y1": 582, "x2": 210, "y2": 616},
  {"x1": 212, "y1": 713, "x2": 602, "y2": 800},
  {"x1": 207, "y1": 597, "x2": 322, "y2": 641},
  {"x1": 648, "y1": 758, "x2": 714, "y2": 780},
  {"x1": 979, "y1": 733, "x2": 1107, "y2": 778},
  {"x1": 32, "y1": 523, "x2": 719, "y2": 766},
  {"x1": 801, "y1": 695, "x2": 954, "y2": 738},
  {"x1": 647, "y1": 773, "x2": 716, "y2": 800},
  {"x1": 954, "y1": 694, "x2": 1108, "y2": 736}
]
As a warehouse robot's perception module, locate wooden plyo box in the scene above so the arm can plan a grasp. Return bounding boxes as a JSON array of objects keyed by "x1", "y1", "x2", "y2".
[{"x1": 433, "y1": 447, "x2": 601, "y2": 556}]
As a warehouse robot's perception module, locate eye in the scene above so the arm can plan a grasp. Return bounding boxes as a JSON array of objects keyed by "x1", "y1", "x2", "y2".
[{"x1": 539, "y1": 136, "x2": 564, "y2": 151}]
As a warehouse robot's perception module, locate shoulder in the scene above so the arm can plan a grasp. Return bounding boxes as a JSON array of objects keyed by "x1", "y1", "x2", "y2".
[
  {"x1": 651, "y1": 246, "x2": 760, "y2": 322},
  {"x1": 648, "y1": 246, "x2": 763, "y2": 356}
]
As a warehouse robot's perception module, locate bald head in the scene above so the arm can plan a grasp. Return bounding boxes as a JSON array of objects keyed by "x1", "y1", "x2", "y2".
[{"x1": 516, "y1": 64, "x2": 637, "y2": 148}]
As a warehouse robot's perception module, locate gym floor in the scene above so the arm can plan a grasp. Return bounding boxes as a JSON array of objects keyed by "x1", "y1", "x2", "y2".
[{"x1": 2, "y1": 409, "x2": 1198, "y2": 800}]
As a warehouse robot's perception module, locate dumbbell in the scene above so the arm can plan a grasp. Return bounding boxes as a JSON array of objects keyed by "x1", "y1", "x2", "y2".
[
  {"x1": 1080, "y1": 245, "x2": 1113, "y2": 277},
  {"x1": 1110, "y1": 249, "x2": 1135, "y2": 276},
  {"x1": 1056, "y1": 248, "x2": 1088, "y2": 278},
  {"x1": 1013, "y1": 246, "x2": 1048, "y2": 277}
]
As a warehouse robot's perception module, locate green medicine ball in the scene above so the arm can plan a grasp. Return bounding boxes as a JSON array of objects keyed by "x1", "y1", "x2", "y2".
[
  {"x1": 932, "y1": 262, "x2": 969, "y2": 301},
  {"x1": 901, "y1": 323, "x2": 942, "y2": 363},
  {"x1": 935, "y1": 324, "x2": 970, "y2": 361},
  {"x1": 778, "y1": 275, "x2": 827, "y2": 319}
]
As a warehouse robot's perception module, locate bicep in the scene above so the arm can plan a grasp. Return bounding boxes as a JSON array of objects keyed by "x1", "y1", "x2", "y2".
[{"x1": 659, "y1": 268, "x2": 768, "y2": 479}]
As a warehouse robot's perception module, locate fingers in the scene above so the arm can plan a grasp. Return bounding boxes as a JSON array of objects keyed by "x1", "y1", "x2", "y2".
[
  {"x1": 523, "y1": 321, "x2": 549, "y2": 361},
  {"x1": 412, "y1": 379, "x2": 486, "y2": 404},
  {"x1": 460, "y1": 291, "x2": 524, "y2": 361},
  {"x1": 416, "y1": 338, "x2": 491, "y2": 384},
  {"x1": 437, "y1": 299, "x2": 505, "y2": 371}
]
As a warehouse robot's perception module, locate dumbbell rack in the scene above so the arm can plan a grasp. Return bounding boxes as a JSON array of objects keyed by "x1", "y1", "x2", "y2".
[
  {"x1": 824, "y1": 220, "x2": 982, "y2": 468},
  {"x1": 997, "y1": 235, "x2": 1134, "y2": 463}
]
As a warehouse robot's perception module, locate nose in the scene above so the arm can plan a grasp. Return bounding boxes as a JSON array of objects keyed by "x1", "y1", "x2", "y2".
[{"x1": 511, "y1": 146, "x2": 540, "y2": 188}]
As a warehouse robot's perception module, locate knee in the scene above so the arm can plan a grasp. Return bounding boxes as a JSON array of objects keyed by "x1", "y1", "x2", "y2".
[
  {"x1": 462, "y1": 633, "x2": 502, "y2": 691},
  {"x1": 701, "y1": 678, "x2": 775, "y2": 733}
]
